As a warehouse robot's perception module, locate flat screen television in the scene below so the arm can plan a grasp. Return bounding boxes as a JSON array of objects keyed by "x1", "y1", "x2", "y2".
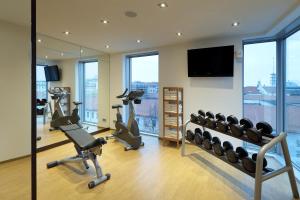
[
  {"x1": 44, "y1": 65, "x2": 60, "y2": 81},
  {"x1": 187, "y1": 45, "x2": 234, "y2": 77}
]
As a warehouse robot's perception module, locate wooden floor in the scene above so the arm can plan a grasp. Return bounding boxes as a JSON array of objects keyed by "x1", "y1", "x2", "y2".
[
  {"x1": 36, "y1": 117, "x2": 104, "y2": 149},
  {"x1": 0, "y1": 157, "x2": 31, "y2": 200},
  {"x1": 1, "y1": 130, "x2": 299, "y2": 200},
  {"x1": 35, "y1": 130, "x2": 300, "y2": 200}
]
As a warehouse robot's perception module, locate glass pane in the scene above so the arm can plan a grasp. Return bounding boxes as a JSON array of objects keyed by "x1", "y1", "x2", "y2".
[
  {"x1": 36, "y1": 65, "x2": 47, "y2": 99},
  {"x1": 285, "y1": 30, "x2": 300, "y2": 167},
  {"x1": 84, "y1": 62, "x2": 98, "y2": 124},
  {"x1": 130, "y1": 55, "x2": 159, "y2": 134},
  {"x1": 243, "y1": 42, "x2": 277, "y2": 149}
]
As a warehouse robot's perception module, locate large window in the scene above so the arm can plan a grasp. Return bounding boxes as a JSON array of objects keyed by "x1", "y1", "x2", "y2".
[
  {"x1": 243, "y1": 42, "x2": 277, "y2": 131},
  {"x1": 243, "y1": 27, "x2": 300, "y2": 173},
  {"x1": 36, "y1": 65, "x2": 47, "y2": 99},
  {"x1": 79, "y1": 61, "x2": 99, "y2": 124},
  {"x1": 285, "y1": 30, "x2": 300, "y2": 167},
  {"x1": 127, "y1": 53, "x2": 159, "y2": 135}
]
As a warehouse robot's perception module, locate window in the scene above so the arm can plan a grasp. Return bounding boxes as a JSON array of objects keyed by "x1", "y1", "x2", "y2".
[
  {"x1": 243, "y1": 25, "x2": 300, "y2": 175},
  {"x1": 285, "y1": 30, "x2": 300, "y2": 167},
  {"x1": 36, "y1": 65, "x2": 47, "y2": 99},
  {"x1": 243, "y1": 42, "x2": 277, "y2": 131},
  {"x1": 78, "y1": 61, "x2": 98, "y2": 124},
  {"x1": 126, "y1": 53, "x2": 159, "y2": 135}
]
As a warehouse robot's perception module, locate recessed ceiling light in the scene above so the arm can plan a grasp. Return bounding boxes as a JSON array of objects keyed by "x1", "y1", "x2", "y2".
[
  {"x1": 100, "y1": 19, "x2": 109, "y2": 24},
  {"x1": 232, "y1": 22, "x2": 240, "y2": 27},
  {"x1": 63, "y1": 31, "x2": 70, "y2": 35},
  {"x1": 45, "y1": 55, "x2": 48, "y2": 59},
  {"x1": 80, "y1": 49, "x2": 83, "y2": 53},
  {"x1": 177, "y1": 32, "x2": 182, "y2": 36},
  {"x1": 37, "y1": 39, "x2": 42, "y2": 43},
  {"x1": 105, "y1": 45, "x2": 110, "y2": 49},
  {"x1": 158, "y1": 2, "x2": 168, "y2": 8},
  {"x1": 137, "y1": 39, "x2": 142, "y2": 43},
  {"x1": 61, "y1": 52, "x2": 64, "y2": 56}
]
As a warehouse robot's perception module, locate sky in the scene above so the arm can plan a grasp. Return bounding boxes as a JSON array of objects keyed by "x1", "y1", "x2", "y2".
[
  {"x1": 131, "y1": 55, "x2": 159, "y2": 82},
  {"x1": 244, "y1": 30, "x2": 300, "y2": 87},
  {"x1": 84, "y1": 61, "x2": 98, "y2": 79}
]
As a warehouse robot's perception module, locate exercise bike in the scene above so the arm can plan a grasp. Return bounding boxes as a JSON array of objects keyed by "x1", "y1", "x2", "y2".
[
  {"x1": 106, "y1": 89, "x2": 145, "y2": 151},
  {"x1": 48, "y1": 87, "x2": 82, "y2": 131}
]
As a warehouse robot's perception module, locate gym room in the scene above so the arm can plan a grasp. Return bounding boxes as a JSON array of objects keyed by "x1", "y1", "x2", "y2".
[{"x1": 0, "y1": 0, "x2": 300, "y2": 200}]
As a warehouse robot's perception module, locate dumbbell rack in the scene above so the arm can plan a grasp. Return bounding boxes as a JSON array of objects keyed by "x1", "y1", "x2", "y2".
[{"x1": 181, "y1": 119, "x2": 299, "y2": 200}]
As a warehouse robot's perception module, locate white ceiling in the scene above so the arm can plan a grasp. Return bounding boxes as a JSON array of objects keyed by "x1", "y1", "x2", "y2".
[{"x1": 1, "y1": 0, "x2": 299, "y2": 53}]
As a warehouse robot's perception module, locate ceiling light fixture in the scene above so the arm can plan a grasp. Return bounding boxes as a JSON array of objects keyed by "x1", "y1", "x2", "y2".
[
  {"x1": 137, "y1": 39, "x2": 142, "y2": 43},
  {"x1": 63, "y1": 31, "x2": 70, "y2": 35},
  {"x1": 37, "y1": 39, "x2": 42, "y2": 43},
  {"x1": 45, "y1": 55, "x2": 48, "y2": 59},
  {"x1": 105, "y1": 45, "x2": 110, "y2": 49},
  {"x1": 101, "y1": 19, "x2": 109, "y2": 24},
  {"x1": 177, "y1": 32, "x2": 182, "y2": 36},
  {"x1": 158, "y1": 2, "x2": 168, "y2": 8},
  {"x1": 232, "y1": 22, "x2": 240, "y2": 27},
  {"x1": 61, "y1": 52, "x2": 64, "y2": 56}
]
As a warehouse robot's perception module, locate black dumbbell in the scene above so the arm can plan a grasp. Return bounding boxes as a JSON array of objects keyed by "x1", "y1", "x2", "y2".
[
  {"x1": 198, "y1": 110, "x2": 206, "y2": 125},
  {"x1": 230, "y1": 118, "x2": 253, "y2": 137},
  {"x1": 215, "y1": 141, "x2": 234, "y2": 157},
  {"x1": 225, "y1": 146, "x2": 248, "y2": 163},
  {"x1": 245, "y1": 122, "x2": 273, "y2": 143},
  {"x1": 205, "y1": 111, "x2": 216, "y2": 129},
  {"x1": 241, "y1": 153, "x2": 268, "y2": 173},
  {"x1": 194, "y1": 128, "x2": 203, "y2": 146},
  {"x1": 202, "y1": 131, "x2": 213, "y2": 150},
  {"x1": 226, "y1": 115, "x2": 239, "y2": 135},
  {"x1": 215, "y1": 113, "x2": 227, "y2": 132},
  {"x1": 190, "y1": 113, "x2": 199, "y2": 123},
  {"x1": 186, "y1": 130, "x2": 195, "y2": 142}
]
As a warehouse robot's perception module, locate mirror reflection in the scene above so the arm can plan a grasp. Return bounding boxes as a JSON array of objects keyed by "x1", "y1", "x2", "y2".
[{"x1": 36, "y1": 34, "x2": 110, "y2": 150}]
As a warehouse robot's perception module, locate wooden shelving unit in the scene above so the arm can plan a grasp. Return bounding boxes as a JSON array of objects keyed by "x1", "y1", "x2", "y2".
[{"x1": 162, "y1": 87, "x2": 183, "y2": 147}]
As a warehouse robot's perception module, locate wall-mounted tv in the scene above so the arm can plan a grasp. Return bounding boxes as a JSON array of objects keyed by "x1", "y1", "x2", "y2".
[
  {"x1": 44, "y1": 65, "x2": 60, "y2": 81},
  {"x1": 187, "y1": 45, "x2": 234, "y2": 77}
]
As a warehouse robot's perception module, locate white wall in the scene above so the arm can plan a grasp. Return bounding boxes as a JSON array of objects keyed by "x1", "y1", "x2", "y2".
[
  {"x1": 0, "y1": 20, "x2": 31, "y2": 161},
  {"x1": 48, "y1": 55, "x2": 110, "y2": 128},
  {"x1": 109, "y1": 36, "x2": 244, "y2": 147}
]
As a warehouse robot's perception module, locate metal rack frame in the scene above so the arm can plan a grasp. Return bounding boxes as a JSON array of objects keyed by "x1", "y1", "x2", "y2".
[{"x1": 181, "y1": 119, "x2": 299, "y2": 200}]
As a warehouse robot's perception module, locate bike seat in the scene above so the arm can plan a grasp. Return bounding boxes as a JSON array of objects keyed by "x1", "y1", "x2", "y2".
[
  {"x1": 112, "y1": 104, "x2": 122, "y2": 109},
  {"x1": 73, "y1": 101, "x2": 82, "y2": 105}
]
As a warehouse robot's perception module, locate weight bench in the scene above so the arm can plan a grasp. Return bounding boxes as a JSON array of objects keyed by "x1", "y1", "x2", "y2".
[{"x1": 47, "y1": 124, "x2": 110, "y2": 189}]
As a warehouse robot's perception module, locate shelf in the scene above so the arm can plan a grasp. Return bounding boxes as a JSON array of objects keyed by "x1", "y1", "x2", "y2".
[
  {"x1": 163, "y1": 137, "x2": 181, "y2": 142},
  {"x1": 164, "y1": 99, "x2": 183, "y2": 103},
  {"x1": 164, "y1": 111, "x2": 183, "y2": 116},
  {"x1": 186, "y1": 139, "x2": 273, "y2": 178},
  {"x1": 164, "y1": 124, "x2": 181, "y2": 129},
  {"x1": 190, "y1": 120, "x2": 275, "y2": 147}
]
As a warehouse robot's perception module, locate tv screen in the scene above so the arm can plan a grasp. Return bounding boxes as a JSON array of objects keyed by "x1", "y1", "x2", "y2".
[
  {"x1": 44, "y1": 65, "x2": 60, "y2": 81},
  {"x1": 188, "y1": 45, "x2": 234, "y2": 77}
]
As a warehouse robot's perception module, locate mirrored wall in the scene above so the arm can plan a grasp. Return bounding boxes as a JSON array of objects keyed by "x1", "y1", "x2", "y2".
[{"x1": 36, "y1": 34, "x2": 110, "y2": 150}]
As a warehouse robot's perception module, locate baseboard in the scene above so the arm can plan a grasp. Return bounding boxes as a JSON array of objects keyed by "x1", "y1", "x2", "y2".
[
  {"x1": 37, "y1": 127, "x2": 110, "y2": 153},
  {"x1": 0, "y1": 154, "x2": 31, "y2": 164}
]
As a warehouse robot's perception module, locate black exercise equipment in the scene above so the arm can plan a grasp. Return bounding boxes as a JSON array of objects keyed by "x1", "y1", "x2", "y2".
[
  {"x1": 226, "y1": 115, "x2": 239, "y2": 135},
  {"x1": 215, "y1": 113, "x2": 227, "y2": 132},
  {"x1": 202, "y1": 131, "x2": 213, "y2": 150},
  {"x1": 186, "y1": 130, "x2": 195, "y2": 142},
  {"x1": 230, "y1": 118, "x2": 253, "y2": 137},
  {"x1": 225, "y1": 146, "x2": 248, "y2": 163},
  {"x1": 194, "y1": 128, "x2": 203, "y2": 146},
  {"x1": 198, "y1": 110, "x2": 206, "y2": 125},
  {"x1": 245, "y1": 122, "x2": 273, "y2": 143},
  {"x1": 47, "y1": 124, "x2": 110, "y2": 189},
  {"x1": 241, "y1": 153, "x2": 269, "y2": 173},
  {"x1": 212, "y1": 137, "x2": 222, "y2": 156},
  {"x1": 205, "y1": 111, "x2": 216, "y2": 129}
]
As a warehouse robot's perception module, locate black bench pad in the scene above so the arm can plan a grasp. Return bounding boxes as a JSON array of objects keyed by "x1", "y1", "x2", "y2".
[{"x1": 59, "y1": 124, "x2": 106, "y2": 151}]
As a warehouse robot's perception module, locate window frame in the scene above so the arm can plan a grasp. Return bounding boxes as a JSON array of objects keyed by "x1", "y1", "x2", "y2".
[
  {"x1": 125, "y1": 51, "x2": 159, "y2": 136},
  {"x1": 242, "y1": 19, "x2": 300, "y2": 155},
  {"x1": 78, "y1": 59, "x2": 98, "y2": 124},
  {"x1": 36, "y1": 64, "x2": 48, "y2": 100}
]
